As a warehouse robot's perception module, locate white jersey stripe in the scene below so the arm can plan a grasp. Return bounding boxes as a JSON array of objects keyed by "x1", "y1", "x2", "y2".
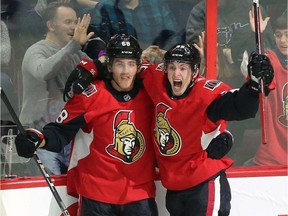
[{"x1": 212, "y1": 175, "x2": 221, "y2": 216}]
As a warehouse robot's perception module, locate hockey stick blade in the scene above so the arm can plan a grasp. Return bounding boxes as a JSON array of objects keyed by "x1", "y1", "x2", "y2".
[{"x1": 0, "y1": 87, "x2": 71, "y2": 216}]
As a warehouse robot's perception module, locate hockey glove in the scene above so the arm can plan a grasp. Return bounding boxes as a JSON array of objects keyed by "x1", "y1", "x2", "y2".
[
  {"x1": 15, "y1": 128, "x2": 44, "y2": 158},
  {"x1": 206, "y1": 131, "x2": 233, "y2": 159},
  {"x1": 63, "y1": 58, "x2": 103, "y2": 102},
  {"x1": 247, "y1": 52, "x2": 274, "y2": 96}
]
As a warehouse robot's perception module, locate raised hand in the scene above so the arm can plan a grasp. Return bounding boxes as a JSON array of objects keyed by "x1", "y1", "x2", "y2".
[
  {"x1": 73, "y1": 14, "x2": 94, "y2": 45},
  {"x1": 192, "y1": 31, "x2": 206, "y2": 75},
  {"x1": 249, "y1": 8, "x2": 270, "y2": 33},
  {"x1": 192, "y1": 31, "x2": 205, "y2": 60},
  {"x1": 63, "y1": 58, "x2": 104, "y2": 102}
]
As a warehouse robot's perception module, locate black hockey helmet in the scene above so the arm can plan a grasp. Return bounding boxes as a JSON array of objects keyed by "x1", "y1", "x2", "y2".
[
  {"x1": 163, "y1": 43, "x2": 201, "y2": 71},
  {"x1": 106, "y1": 34, "x2": 142, "y2": 64}
]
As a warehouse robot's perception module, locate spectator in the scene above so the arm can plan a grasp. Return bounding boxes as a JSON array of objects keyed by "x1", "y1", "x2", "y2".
[
  {"x1": 18, "y1": 0, "x2": 102, "y2": 64},
  {"x1": 16, "y1": 34, "x2": 159, "y2": 216},
  {"x1": 89, "y1": 0, "x2": 137, "y2": 44},
  {"x1": 243, "y1": 11, "x2": 287, "y2": 166},
  {"x1": 91, "y1": 0, "x2": 182, "y2": 50},
  {"x1": 73, "y1": 0, "x2": 99, "y2": 15},
  {"x1": 19, "y1": 2, "x2": 94, "y2": 174},
  {"x1": 141, "y1": 45, "x2": 166, "y2": 64},
  {"x1": 166, "y1": 0, "x2": 201, "y2": 45},
  {"x1": 75, "y1": 0, "x2": 98, "y2": 8},
  {"x1": 0, "y1": 20, "x2": 21, "y2": 176},
  {"x1": 1, "y1": 21, "x2": 11, "y2": 66},
  {"x1": 186, "y1": 0, "x2": 274, "y2": 69},
  {"x1": 16, "y1": 0, "x2": 72, "y2": 74},
  {"x1": 1, "y1": 20, "x2": 17, "y2": 122}
]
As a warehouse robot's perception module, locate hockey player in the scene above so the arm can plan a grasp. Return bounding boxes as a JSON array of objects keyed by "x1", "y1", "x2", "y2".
[
  {"x1": 140, "y1": 44, "x2": 271, "y2": 216},
  {"x1": 57, "y1": 40, "x2": 274, "y2": 216},
  {"x1": 141, "y1": 44, "x2": 274, "y2": 216},
  {"x1": 15, "y1": 35, "x2": 159, "y2": 216}
]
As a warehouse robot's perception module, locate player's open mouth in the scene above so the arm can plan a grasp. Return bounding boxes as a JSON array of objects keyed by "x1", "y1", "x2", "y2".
[{"x1": 174, "y1": 80, "x2": 182, "y2": 88}]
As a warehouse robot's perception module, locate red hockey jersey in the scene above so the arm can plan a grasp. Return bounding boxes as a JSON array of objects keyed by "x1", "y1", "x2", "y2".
[
  {"x1": 59, "y1": 80, "x2": 156, "y2": 204},
  {"x1": 141, "y1": 63, "x2": 233, "y2": 190}
]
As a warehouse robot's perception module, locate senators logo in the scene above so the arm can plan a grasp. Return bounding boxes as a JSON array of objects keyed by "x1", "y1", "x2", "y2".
[
  {"x1": 106, "y1": 110, "x2": 145, "y2": 163},
  {"x1": 278, "y1": 83, "x2": 288, "y2": 127},
  {"x1": 155, "y1": 103, "x2": 181, "y2": 156}
]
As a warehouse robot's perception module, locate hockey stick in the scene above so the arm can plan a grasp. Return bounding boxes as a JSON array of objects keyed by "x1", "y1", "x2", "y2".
[
  {"x1": 253, "y1": 0, "x2": 267, "y2": 144},
  {"x1": 0, "y1": 87, "x2": 71, "y2": 216}
]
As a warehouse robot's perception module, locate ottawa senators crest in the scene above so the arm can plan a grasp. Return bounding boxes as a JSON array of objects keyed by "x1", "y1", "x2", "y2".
[
  {"x1": 106, "y1": 110, "x2": 145, "y2": 163},
  {"x1": 155, "y1": 103, "x2": 181, "y2": 156},
  {"x1": 278, "y1": 83, "x2": 288, "y2": 127}
]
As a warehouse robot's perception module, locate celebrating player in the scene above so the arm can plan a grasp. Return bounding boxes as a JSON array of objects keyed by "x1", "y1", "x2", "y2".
[
  {"x1": 15, "y1": 35, "x2": 159, "y2": 216},
  {"x1": 138, "y1": 43, "x2": 273, "y2": 216}
]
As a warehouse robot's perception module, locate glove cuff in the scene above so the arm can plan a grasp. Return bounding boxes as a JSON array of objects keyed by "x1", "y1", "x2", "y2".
[
  {"x1": 247, "y1": 78, "x2": 276, "y2": 96},
  {"x1": 246, "y1": 80, "x2": 261, "y2": 96},
  {"x1": 27, "y1": 128, "x2": 44, "y2": 148}
]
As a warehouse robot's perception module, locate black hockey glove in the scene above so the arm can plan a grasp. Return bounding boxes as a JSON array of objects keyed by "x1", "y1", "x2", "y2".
[
  {"x1": 206, "y1": 131, "x2": 233, "y2": 159},
  {"x1": 63, "y1": 58, "x2": 103, "y2": 102},
  {"x1": 15, "y1": 128, "x2": 44, "y2": 158},
  {"x1": 247, "y1": 52, "x2": 274, "y2": 96}
]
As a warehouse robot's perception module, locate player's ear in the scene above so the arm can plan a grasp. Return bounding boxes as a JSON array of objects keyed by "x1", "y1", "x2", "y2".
[{"x1": 107, "y1": 64, "x2": 112, "y2": 73}]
